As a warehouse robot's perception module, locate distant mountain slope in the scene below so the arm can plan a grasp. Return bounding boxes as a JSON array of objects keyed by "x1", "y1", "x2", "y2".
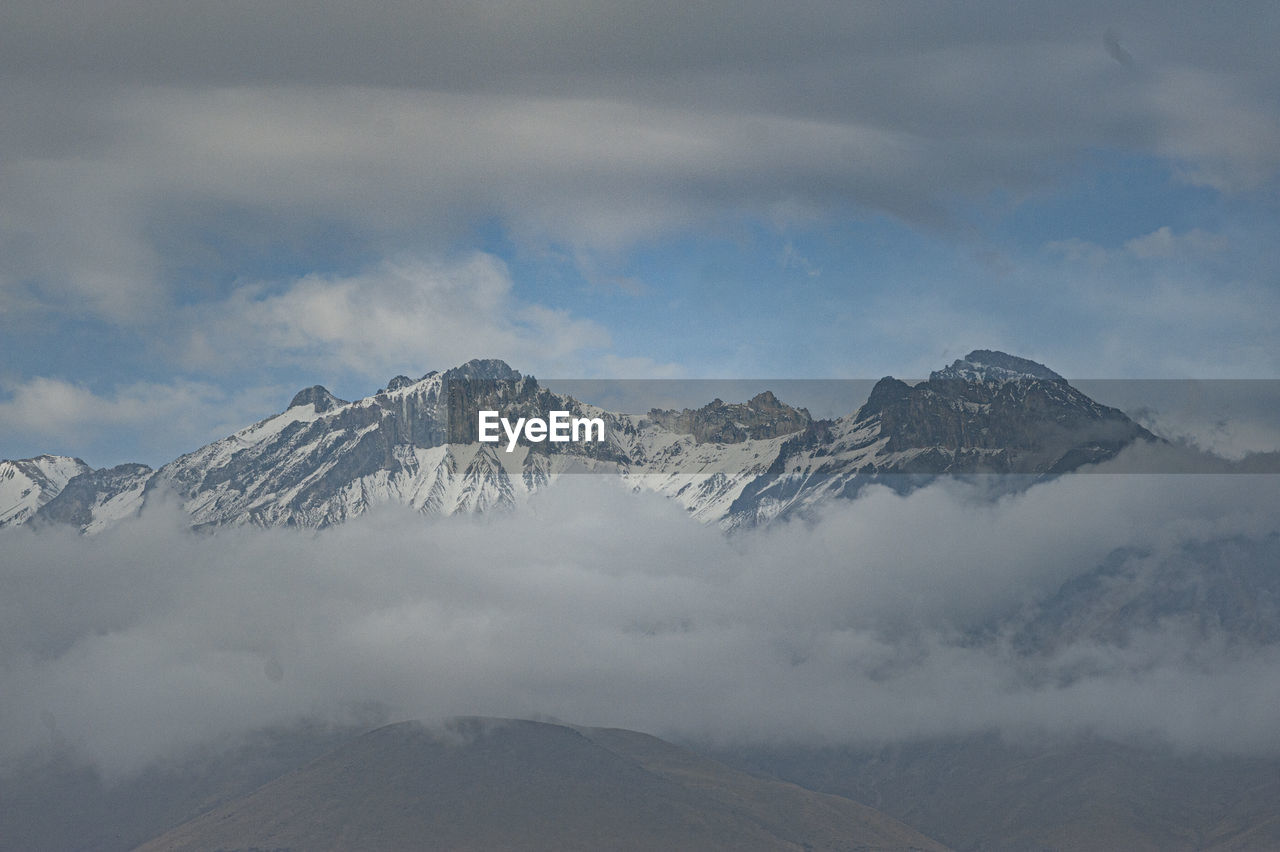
[
  {"x1": 2, "y1": 350, "x2": 1158, "y2": 533},
  {"x1": 724, "y1": 733, "x2": 1280, "y2": 852},
  {"x1": 1011, "y1": 533, "x2": 1280, "y2": 653},
  {"x1": 725, "y1": 351, "x2": 1156, "y2": 526},
  {"x1": 135, "y1": 718, "x2": 949, "y2": 852},
  {"x1": 31, "y1": 462, "x2": 153, "y2": 534},
  {"x1": 0, "y1": 454, "x2": 90, "y2": 527}
]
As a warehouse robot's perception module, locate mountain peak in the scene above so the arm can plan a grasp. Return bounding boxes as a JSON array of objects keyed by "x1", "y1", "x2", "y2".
[
  {"x1": 442, "y1": 358, "x2": 522, "y2": 383},
  {"x1": 931, "y1": 350, "x2": 1066, "y2": 385},
  {"x1": 288, "y1": 385, "x2": 347, "y2": 412},
  {"x1": 749, "y1": 390, "x2": 781, "y2": 407},
  {"x1": 854, "y1": 376, "x2": 913, "y2": 422}
]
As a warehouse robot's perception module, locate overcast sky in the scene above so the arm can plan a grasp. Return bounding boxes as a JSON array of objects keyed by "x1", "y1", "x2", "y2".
[
  {"x1": 2, "y1": 1, "x2": 1278, "y2": 464},
  {"x1": 3, "y1": 4, "x2": 1280, "y2": 801}
]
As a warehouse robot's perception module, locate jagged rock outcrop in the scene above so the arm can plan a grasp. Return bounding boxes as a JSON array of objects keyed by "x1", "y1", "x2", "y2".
[
  {"x1": 647, "y1": 391, "x2": 812, "y2": 444},
  {"x1": 288, "y1": 385, "x2": 347, "y2": 412},
  {"x1": 725, "y1": 350, "x2": 1159, "y2": 526},
  {"x1": 859, "y1": 352, "x2": 1154, "y2": 467}
]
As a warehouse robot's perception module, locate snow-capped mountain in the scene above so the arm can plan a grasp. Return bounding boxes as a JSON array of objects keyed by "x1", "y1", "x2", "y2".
[
  {"x1": 724, "y1": 349, "x2": 1156, "y2": 526},
  {"x1": 0, "y1": 454, "x2": 92, "y2": 527},
  {"x1": 2, "y1": 351, "x2": 1157, "y2": 534}
]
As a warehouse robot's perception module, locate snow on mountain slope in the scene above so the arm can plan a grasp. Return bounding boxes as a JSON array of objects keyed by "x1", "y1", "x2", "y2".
[
  {"x1": 615, "y1": 419, "x2": 797, "y2": 523},
  {"x1": 143, "y1": 361, "x2": 636, "y2": 529},
  {"x1": 0, "y1": 455, "x2": 91, "y2": 527},
  {"x1": 718, "y1": 352, "x2": 1156, "y2": 527},
  {"x1": 33, "y1": 462, "x2": 154, "y2": 533},
  {"x1": 9, "y1": 351, "x2": 1159, "y2": 534}
]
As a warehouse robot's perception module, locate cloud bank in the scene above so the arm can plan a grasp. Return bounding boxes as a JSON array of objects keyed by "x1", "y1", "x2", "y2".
[
  {"x1": 4, "y1": 1, "x2": 1279, "y2": 321},
  {"x1": 2, "y1": 466, "x2": 1277, "y2": 780}
]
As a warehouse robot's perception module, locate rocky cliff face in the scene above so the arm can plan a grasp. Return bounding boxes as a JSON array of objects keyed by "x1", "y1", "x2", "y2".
[
  {"x1": 646, "y1": 391, "x2": 812, "y2": 444},
  {"x1": 724, "y1": 351, "x2": 1158, "y2": 526},
  {"x1": 2, "y1": 351, "x2": 1159, "y2": 533},
  {"x1": 34, "y1": 463, "x2": 153, "y2": 533},
  {"x1": 856, "y1": 352, "x2": 1155, "y2": 470}
]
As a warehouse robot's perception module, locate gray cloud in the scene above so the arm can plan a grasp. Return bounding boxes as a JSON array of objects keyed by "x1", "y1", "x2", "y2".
[
  {"x1": 2, "y1": 1, "x2": 1277, "y2": 321},
  {"x1": 2, "y1": 467, "x2": 1277, "y2": 780},
  {"x1": 1104, "y1": 29, "x2": 1135, "y2": 70}
]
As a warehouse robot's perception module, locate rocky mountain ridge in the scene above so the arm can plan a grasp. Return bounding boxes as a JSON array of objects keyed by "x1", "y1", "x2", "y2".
[
  {"x1": 646, "y1": 391, "x2": 813, "y2": 444},
  {"x1": 1, "y1": 350, "x2": 1158, "y2": 533}
]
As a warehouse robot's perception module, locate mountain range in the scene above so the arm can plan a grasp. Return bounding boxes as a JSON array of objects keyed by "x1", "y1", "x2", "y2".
[
  {"x1": 4, "y1": 350, "x2": 1279, "y2": 851},
  {"x1": 1, "y1": 350, "x2": 1157, "y2": 533}
]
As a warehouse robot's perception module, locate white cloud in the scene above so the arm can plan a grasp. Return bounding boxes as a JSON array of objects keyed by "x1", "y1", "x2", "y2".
[
  {"x1": 182, "y1": 253, "x2": 610, "y2": 379},
  {"x1": 0, "y1": 377, "x2": 284, "y2": 465},
  {"x1": 2, "y1": 471, "x2": 1278, "y2": 778},
  {"x1": 1027, "y1": 225, "x2": 1279, "y2": 378},
  {"x1": 1124, "y1": 226, "x2": 1228, "y2": 259}
]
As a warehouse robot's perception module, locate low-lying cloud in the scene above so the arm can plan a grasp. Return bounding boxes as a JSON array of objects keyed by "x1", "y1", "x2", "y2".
[{"x1": 2, "y1": 468, "x2": 1278, "y2": 781}]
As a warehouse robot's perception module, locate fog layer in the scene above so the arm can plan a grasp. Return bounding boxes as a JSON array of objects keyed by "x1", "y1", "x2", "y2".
[{"x1": 2, "y1": 462, "x2": 1278, "y2": 777}]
